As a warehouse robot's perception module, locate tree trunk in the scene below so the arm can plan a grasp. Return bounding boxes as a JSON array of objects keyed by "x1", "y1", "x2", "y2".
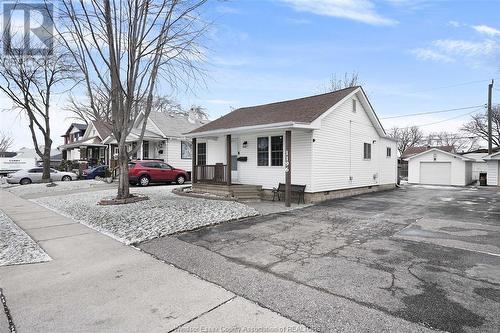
[
  {"x1": 41, "y1": 138, "x2": 52, "y2": 182},
  {"x1": 116, "y1": 143, "x2": 130, "y2": 199}
]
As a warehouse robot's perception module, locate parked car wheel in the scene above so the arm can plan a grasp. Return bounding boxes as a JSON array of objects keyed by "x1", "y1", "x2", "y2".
[
  {"x1": 138, "y1": 175, "x2": 150, "y2": 187},
  {"x1": 62, "y1": 175, "x2": 72, "y2": 181},
  {"x1": 176, "y1": 175, "x2": 186, "y2": 185},
  {"x1": 20, "y1": 178, "x2": 32, "y2": 185}
]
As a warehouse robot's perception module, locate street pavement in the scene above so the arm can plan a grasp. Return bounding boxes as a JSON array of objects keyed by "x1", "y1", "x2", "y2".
[{"x1": 0, "y1": 190, "x2": 306, "y2": 332}]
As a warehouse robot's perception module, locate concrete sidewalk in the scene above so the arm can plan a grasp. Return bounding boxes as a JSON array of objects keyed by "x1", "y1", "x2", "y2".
[{"x1": 0, "y1": 190, "x2": 307, "y2": 332}]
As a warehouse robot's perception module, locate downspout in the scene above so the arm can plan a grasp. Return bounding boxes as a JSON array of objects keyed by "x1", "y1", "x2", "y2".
[{"x1": 349, "y1": 120, "x2": 352, "y2": 183}]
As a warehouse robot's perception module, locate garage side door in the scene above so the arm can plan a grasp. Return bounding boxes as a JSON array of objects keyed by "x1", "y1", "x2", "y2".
[{"x1": 420, "y1": 162, "x2": 451, "y2": 185}]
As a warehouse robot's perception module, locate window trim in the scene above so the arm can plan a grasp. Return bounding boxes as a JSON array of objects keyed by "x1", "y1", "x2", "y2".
[
  {"x1": 257, "y1": 135, "x2": 284, "y2": 167},
  {"x1": 386, "y1": 147, "x2": 392, "y2": 158},
  {"x1": 181, "y1": 141, "x2": 192, "y2": 160},
  {"x1": 363, "y1": 142, "x2": 372, "y2": 160},
  {"x1": 352, "y1": 99, "x2": 357, "y2": 113},
  {"x1": 197, "y1": 142, "x2": 207, "y2": 165},
  {"x1": 257, "y1": 137, "x2": 269, "y2": 166}
]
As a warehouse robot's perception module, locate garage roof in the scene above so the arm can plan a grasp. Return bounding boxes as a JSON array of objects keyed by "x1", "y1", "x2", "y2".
[{"x1": 405, "y1": 148, "x2": 475, "y2": 161}]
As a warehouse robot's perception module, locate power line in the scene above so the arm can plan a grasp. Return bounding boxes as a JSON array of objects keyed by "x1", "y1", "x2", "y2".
[
  {"x1": 416, "y1": 108, "x2": 484, "y2": 127},
  {"x1": 402, "y1": 78, "x2": 499, "y2": 95},
  {"x1": 380, "y1": 104, "x2": 486, "y2": 120},
  {"x1": 385, "y1": 106, "x2": 485, "y2": 130}
]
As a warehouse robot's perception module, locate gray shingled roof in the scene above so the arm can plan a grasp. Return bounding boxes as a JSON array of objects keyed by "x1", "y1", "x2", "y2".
[
  {"x1": 189, "y1": 86, "x2": 359, "y2": 134},
  {"x1": 148, "y1": 112, "x2": 208, "y2": 138},
  {"x1": 92, "y1": 120, "x2": 113, "y2": 139}
]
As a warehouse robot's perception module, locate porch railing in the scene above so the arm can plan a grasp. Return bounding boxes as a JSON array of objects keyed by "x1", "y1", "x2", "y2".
[{"x1": 194, "y1": 164, "x2": 229, "y2": 184}]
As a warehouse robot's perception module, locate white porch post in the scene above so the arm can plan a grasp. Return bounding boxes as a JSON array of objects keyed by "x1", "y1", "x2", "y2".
[{"x1": 139, "y1": 141, "x2": 144, "y2": 160}]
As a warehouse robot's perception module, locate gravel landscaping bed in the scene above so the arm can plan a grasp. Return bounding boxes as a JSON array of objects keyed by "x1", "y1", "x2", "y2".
[
  {"x1": 6, "y1": 180, "x2": 114, "y2": 197},
  {"x1": 33, "y1": 186, "x2": 259, "y2": 245},
  {"x1": 0, "y1": 210, "x2": 51, "y2": 266}
]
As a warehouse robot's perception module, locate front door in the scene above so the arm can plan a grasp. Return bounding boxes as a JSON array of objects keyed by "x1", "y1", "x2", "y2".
[{"x1": 231, "y1": 139, "x2": 238, "y2": 181}]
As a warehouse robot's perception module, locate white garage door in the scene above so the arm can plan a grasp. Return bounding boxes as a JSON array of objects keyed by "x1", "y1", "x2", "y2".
[{"x1": 420, "y1": 162, "x2": 451, "y2": 185}]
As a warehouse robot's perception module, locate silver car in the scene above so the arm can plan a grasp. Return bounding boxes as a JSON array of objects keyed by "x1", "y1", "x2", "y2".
[{"x1": 6, "y1": 167, "x2": 78, "y2": 185}]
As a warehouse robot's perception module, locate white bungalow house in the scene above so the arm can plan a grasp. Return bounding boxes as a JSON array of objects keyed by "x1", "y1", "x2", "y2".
[
  {"x1": 483, "y1": 151, "x2": 500, "y2": 186},
  {"x1": 102, "y1": 111, "x2": 207, "y2": 172},
  {"x1": 186, "y1": 86, "x2": 398, "y2": 203},
  {"x1": 406, "y1": 148, "x2": 475, "y2": 186}
]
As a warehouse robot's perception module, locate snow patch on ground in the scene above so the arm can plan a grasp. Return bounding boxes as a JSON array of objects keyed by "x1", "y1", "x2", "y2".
[
  {"x1": 33, "y1": 186, "x2": 259, "y2": 245},
  {"x1": 0, "y1": 210, "x2": 51, "y2": 266},
  {"x1": 5, "y1": 180, "x2": 113, "y2": 197},
  {"x1": 457, "y1": 201, "x2": 478, "y2": 205}
]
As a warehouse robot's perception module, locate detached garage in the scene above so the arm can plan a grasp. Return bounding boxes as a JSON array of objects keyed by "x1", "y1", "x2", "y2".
[
  {"x1": 406, "y1": 148, "x2": 474, "y2": 186},
  {"x1": 483, "y1": 151, "x2": 500, "y2": 186}
]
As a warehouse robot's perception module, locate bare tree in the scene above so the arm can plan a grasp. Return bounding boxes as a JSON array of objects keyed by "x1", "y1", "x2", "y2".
[
  {"x1": 66, "y1": 87, "x2": 112, "y2": 124},
  {"x1": 462, "y1": 105, "x2": 500, "y2": 148},
  {"x1": 425, "y1": 131, "x2": 479, "y2": 153},
  {"x1": 388, "y1": 126, "x2": 424, "y2": 156},
  {"x1": 0, "y1": 132, "x2": 14, "y2": 152},
  {"x1": 58, "y1": 0, "x2": 208, "y2": 199},
  {"x1": 0, "y1": 42, "x2": 76, "y2": 181},
  {"x1": 320, "y1": 71, "x2": 362, "y2": 93}
]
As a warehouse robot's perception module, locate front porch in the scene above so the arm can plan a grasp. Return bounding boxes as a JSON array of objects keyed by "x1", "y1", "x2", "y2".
[
  {"x1": 190, "y1": 132, "x2": 294, "y2": 206},
  {"x1": 191, "y1": 182, "x2": 263, "y2": 201}
]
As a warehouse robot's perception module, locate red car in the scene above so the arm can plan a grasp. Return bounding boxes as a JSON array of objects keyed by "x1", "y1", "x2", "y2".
[{"x1": 128, "y1": 160, "x2": 189, "y2": 186}]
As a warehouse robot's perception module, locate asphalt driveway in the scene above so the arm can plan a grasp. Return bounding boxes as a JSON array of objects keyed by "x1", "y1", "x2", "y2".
[{"x1": 140, "y1": 185, "x2": 500, "y2": 332}]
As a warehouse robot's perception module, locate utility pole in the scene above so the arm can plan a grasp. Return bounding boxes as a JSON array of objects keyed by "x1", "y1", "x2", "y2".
[{"x1": 488, "y1": 79, "x2": 494, "y2": 154}]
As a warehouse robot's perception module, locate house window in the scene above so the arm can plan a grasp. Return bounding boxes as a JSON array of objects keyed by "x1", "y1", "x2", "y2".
[
  {"x1": 257, "y1": 136, "x2": 283, "y2": 166},
  {"x1": 271, "y1": 136, "x2": 283, "y2": 166},
  {"x1": 352, "y1": 99, "x2": 357, "y2": 113},
  {"x1": 99, "y1": 147, "x2": 105, "y2": 159},
  {"x1": 181, "y1": 141, "x2": 192, "y2": 159},
  {"x1": 257, "y1": 137, "x2": 269, "y2": 166},
  {"x1": 364, "y1": 143, "x2": 371, "y2": 160},
  {"x1": 197, "y1": 142, "x2": 206, "y2": 165},
  {"x1": 386, "y1": 147, "x2": 392, "y2": 157}
]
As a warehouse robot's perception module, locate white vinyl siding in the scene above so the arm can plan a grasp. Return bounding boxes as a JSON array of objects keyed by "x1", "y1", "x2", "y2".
[
  {"x1": 201, "y1": 131, "x2": 312, "y2": 190},
  {"x1": 408, "y1": 150, "x2": 472, "y2": 186},
  {"x1": 486, "y1": 160, "x2": 499, "y2": 186},
  {"x1": 310, "y1": 93, "x2": 397, "y2": 192}
]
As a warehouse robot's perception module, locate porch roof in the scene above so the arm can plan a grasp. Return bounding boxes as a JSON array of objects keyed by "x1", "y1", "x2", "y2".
[
  {"x1": 102, "y1": 129, "x2": 164, "y2": 144},
  {"x1": 58, "y1": 136, "x2": 107, "y2": 149}
]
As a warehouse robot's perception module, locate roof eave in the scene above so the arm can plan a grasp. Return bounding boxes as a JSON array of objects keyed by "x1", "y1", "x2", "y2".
[
  {"x1": 185, "y1": 121, "x2": 318, "y2": 137},
  {"x1": 406, "y1": 148, "x2": 474, "y2": 161}
]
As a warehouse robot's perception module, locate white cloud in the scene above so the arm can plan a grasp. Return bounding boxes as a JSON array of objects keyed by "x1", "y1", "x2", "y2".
[
  {"x1": 448, "y1": 20, "x2": 461, "y2": 28},
  {"x1": 410, "y1": 48, "x2": 454, "y2": 63},
  {"x1": 279, "y1": 0, "x2": 398, "y2": 26},
  {"x1": 472, "y1": 24, "x2": 500, "y2": 37},
  {"x1": 433, "y1": 39, "x2": 499, "y2": 57},
  {"x1": 206, "y1": 99, "x2": 238, "y2": 105}
]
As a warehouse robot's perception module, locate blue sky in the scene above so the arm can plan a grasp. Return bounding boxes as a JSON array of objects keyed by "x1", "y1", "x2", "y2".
[
  {"x1": 2, "y1": 0, "x2": 500, "y2": 149},
  {"x1": 182, "y1": 0, "x2": 499, "y2": 131}
]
